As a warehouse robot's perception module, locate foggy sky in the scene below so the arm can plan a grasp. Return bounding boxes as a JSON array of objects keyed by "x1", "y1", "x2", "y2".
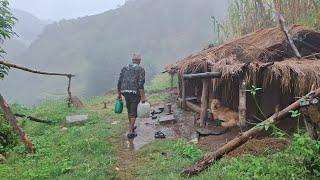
[{"x1": 9, "y1": 0, "x2": 126, "y2": 21}]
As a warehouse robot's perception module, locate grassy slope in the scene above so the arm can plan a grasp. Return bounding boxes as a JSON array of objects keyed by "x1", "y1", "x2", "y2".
[{"x1": 0, "y1": 74, "x2": 319, "y2": 179}]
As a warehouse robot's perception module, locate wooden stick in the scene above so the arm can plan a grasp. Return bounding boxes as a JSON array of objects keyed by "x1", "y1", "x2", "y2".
[
  {"x1": 260, "y1": 62, "x2": 274, "y2": 69},
  {"x1": 182, "y1": 88, "x2": 320, "y2": 176},
  {"x1": 186, "y1": 101, "x2": 202, "y2": 113},
  {"x1": 67, "y1": 76, "x2": 72, "y2": 106},
  {"x1": 303, "y1": 52, "x2": 320, "y2": 59},
  {"x1": 177, "y1": 98, "x2": 202, "y2": 113},
  {"x1": 277, "y1": 13, "x2": 301, "y2": 58},
  {"x1": 0, "y1": 93, "x2": 35, "y2": 153},
  {"x1": 183, "y1": 72, "x2": 221, "y2": 79},
  {"x1": 14, "y1": 113, "x2": 54, "y2": 124},
  {"x1": 0, "y1": 60, "x2": 75, "y2": 77}
]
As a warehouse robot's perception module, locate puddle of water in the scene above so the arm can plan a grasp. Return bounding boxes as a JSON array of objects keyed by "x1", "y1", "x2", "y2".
[{"x1": 124, "y1": 117, "x2": 181, "y2": 151}]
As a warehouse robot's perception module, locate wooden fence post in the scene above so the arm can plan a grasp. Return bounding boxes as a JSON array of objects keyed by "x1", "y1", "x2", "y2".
[{"x1": 238, "y1": 80, "x2": 247, "y2": 127}]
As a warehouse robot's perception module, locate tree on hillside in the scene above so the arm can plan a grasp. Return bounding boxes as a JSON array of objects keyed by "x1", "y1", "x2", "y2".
[{"x1": 0, "y1": 0, "x2": 16, "y2": 79}]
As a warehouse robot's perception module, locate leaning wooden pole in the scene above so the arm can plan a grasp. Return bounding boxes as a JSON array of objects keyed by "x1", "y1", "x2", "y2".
[
  {"x1": 277, "y1": 13, "x2": 301, "y2": 58},
  {"x1": 182, "y1": 88, "x2": 320, "y2": 176},
  {"x1": 0, "y1": 93, "x2": 35, "y2": 153}
]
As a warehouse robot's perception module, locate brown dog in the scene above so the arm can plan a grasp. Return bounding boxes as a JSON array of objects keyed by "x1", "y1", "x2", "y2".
[{"x1": 210, "y1": 99, "x2": 239, "y2": 127}]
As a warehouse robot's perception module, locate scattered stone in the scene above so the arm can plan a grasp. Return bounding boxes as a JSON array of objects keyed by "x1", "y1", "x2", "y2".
[
  {"x1": 190, "y1": 132, "x2": 199, "y2": 144},
  {"x1": 164, "y1": 103, "x2": 173, "y2": 114},
  {"x1": 0, "y1": 154, "x2": 6, "y2": 163},
  {"x1": 69, "y1": 96, "x2": 85, "y2": 108},
  {"x1": 197, "y1": 127, "x2": 226, "y2": 136},
  {"x1": 111, "y1": 121, "x2": 120, "y2": 125},
  {"x1": 61, "y1": 127, "x2": 68, "y2": 131},
  {"x1": 157, "y1": 104, "x2": 165, "y2": 113},
  {"x1": 159, "y1": 114, "x2": 176, "y2": 125},
  {"x1": 66, "y1": 115, "x2": 88, "y2": 125}
]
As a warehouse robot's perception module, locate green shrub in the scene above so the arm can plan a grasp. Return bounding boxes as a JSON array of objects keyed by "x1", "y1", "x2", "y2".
[
  {"x1": 290, "y1": 133, "x2": 320, "y2": 177},
  {"x1": 173, "y1": 140, "x2": 205, "y2": 161},
  {"x1": 0, "y1": 110, "x2": 17, "y2": 154}
]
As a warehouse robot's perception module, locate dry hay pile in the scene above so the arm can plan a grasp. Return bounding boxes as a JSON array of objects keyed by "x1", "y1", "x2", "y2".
[{"x1": 173, "y1": 25, "x2": 320, "y2": 109}]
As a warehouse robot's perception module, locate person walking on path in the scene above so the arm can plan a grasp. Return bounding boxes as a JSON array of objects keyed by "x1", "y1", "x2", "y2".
[{"x1": 117, "y1": 54, "x2": 146, "y2": 139}]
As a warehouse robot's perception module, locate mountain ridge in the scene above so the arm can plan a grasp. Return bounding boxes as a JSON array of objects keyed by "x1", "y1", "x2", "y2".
[{"x1": 2, "y1": 0, "x2": 229, "y2": 104}]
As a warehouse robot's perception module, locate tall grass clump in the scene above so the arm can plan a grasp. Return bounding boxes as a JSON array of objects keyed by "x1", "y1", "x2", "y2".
[{"x1": 213, "y1": 0, "x2": 320, "y2": 43}]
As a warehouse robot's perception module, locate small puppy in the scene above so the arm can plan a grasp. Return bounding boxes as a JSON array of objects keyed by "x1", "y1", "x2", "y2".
[{"x1": 210, "y1": 99, "x2": 239, "y2": 127}]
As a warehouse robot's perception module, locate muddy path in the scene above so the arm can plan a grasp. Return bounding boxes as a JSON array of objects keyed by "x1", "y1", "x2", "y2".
[{"x1": 115, "y1": 90, "x2": 289, "y2": 179}]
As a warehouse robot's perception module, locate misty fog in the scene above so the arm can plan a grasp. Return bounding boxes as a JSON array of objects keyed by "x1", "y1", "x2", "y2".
[{"x1": 1, "y1": 0, "x2": 229, "y2": 105}]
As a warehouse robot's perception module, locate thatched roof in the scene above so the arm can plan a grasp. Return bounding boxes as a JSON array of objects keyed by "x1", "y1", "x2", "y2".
[{"x1": 172, "y1": 25, "x2": 320, "y2": 96}]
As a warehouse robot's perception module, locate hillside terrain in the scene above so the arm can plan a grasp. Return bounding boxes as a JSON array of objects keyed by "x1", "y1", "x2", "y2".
[
  {"x1": 3, "y1": 9, "x2": 49, "y2": 59},
  {"x1": 1, "y1": 0, "x2": 228, "y2": 105}
]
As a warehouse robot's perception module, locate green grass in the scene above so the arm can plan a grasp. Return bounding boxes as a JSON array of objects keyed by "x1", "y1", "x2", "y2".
[
  {"x1": 0, "y1": 74, "x2": 174, "y2": 179},
  {"x1": 145, "y1": 73, "x2": 178, "y2": 92},
  {"x1": 131, "y1": 134, "x2": 320, "y2": 180},
  {"x1": 1, "y1": 74, "x2": 319, "y2": 179},
  {"x1": 0, "y1": 96, "x2": 128, "y2": 179}
]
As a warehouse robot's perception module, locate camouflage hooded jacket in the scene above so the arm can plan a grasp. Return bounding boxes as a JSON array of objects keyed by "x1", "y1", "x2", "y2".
[{"x1": 117, "y1": 63, "x2": 145, "y2": 94}]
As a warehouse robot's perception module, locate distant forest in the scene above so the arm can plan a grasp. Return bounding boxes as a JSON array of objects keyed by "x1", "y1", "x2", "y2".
[{"x1": 1, "y1": 0, "x2": 229, "y2": 104}]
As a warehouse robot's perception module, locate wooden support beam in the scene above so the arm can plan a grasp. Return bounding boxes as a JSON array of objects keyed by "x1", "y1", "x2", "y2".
[
  {"x1": 186, "y1": 100, "x2": 201, "y2": 113},
  {"x1": 183, "y1": 72, "x2": 221, "y2": 80},
  {"x1": 238, "y1": 80, "x2": 247, "y2": 127},
  {"x1": 177, "y1": 98, "x2": 201, "y2": 113},
  {"x1": 182, "y1": 88, "x2": 320, "y2": 176},
  {"x1": 199, "y1": 62, "x2": 209, "y2": 127},
  {"x1": 181, "y1": 79, "x2": 186, "y2": 108},
  {"x1": 0, "y1": 93, "x2": 35, "y2": 153}
]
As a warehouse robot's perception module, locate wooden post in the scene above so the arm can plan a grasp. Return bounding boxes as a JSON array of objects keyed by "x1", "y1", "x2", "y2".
[
  {"x1": 181, "y1": 79, "x2": 186, "y2": 109},
  {"x1": 170, "y1": 73, "x2": 174, "y2": 89},
  {"x1": 0, "y1": 93, "x2": 35, "y2": 153},
  {"x1": 199, "y1": 79, "x2": 209, "y2": 127},
  {"x1": 199, "y1": 62, "x2": 209, "y2": 127},
  {"x1": 238, "y1": 80, "x2": 247, "y2": 127},
  {"x1": 67, "y1": 75, "x2": 72, "y2": 107}
]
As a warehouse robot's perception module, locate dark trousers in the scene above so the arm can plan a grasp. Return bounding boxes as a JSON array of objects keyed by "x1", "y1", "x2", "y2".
[{"x1": 122, "y1": 93, "x2": 141, "y2": 118}]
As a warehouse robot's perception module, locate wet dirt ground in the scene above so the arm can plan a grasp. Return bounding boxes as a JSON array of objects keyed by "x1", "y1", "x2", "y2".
[
  {"x1": 123, "y1": 103, "x2": 196, "y2": 151},
  {"x1": 122, "y1": 96, "x2": 243, "y2": 152}
]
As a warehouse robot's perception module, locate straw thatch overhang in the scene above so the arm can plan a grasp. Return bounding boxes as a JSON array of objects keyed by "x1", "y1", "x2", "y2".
[{"x1": 171, "y1": 25, "x2": 320, "y2": 116}]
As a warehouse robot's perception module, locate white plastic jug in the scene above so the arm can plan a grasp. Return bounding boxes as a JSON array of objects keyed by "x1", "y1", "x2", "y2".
[{"x1": 137, "y1": 102, "x2": 151, "y2": 118}]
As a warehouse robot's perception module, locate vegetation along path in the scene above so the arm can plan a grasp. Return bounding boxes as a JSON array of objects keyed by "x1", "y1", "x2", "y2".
[{"x1": 0, "y1": 74, "x2": 319, "y2": 179}]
